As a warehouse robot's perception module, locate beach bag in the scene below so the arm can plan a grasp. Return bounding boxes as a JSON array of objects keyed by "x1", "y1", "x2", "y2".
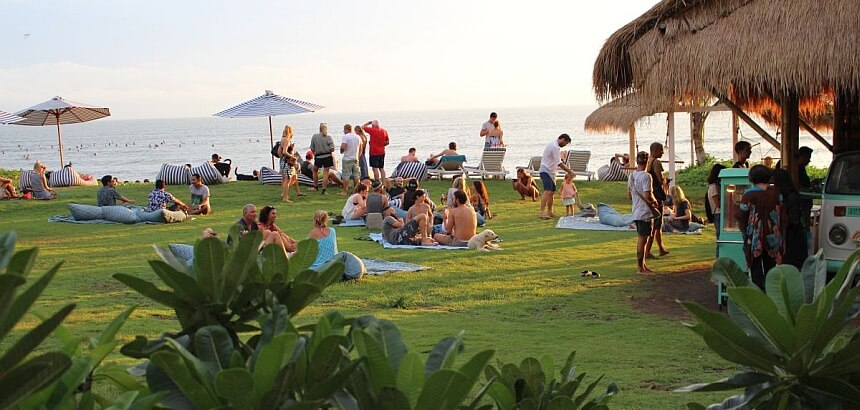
[{"x1": 271, "y1": 141, "x2": 282, "y2": 158}]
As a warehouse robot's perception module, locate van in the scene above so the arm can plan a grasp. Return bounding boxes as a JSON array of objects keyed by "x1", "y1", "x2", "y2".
[{"x1": 819, "y1": 151, "x2": 860, "y2": 271}]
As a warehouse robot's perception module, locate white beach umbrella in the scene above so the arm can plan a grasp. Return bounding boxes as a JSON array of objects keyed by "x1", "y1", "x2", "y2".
[
  {"x1": 14, "y1": 96, "x2": 111, "y2": 168},
  {"x1": 213, "y1": 90, "x2": 324, "y2": 168},
  {"x1": 0, "y1": 110, "x2": 24, "y2": 124}
]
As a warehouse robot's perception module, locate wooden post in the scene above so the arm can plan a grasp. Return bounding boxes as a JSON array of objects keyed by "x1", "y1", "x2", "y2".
[
  {"x1": 667, "y1": 111, "x2": 676, "y2": 186},
  {"x1": 56, "y1": 119, "x2": 64, "y2": 169},
  {"x1": 268, "y1": 116, "x2": 275, "y2": 169},
  {"x1": 834, "y1": 89, "x2": 860, "y2": 155},
  {"x1": 628, "y1": 126, "x2": 636, "y2": 164},
  {"x1": 731, "y1": 112, "x2": 739, "y2": 162},
  {"x1": 689, "y1": 113, "x2": 694, "y2": 165},
  {"x1": 781, "y1": 92, "x2": 800, "y2": 186}
]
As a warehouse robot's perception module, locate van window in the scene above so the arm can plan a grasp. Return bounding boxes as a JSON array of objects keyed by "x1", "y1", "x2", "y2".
[{"x1": 825, "y1": 153, "x2": 860, "y2": 195}]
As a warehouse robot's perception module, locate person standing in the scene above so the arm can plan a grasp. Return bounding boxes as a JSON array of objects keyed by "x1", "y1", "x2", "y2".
[
  {"x1": 645, "y1": 142, "x2": 669, "y2": 258},
  {"x1": 480, "y1": 112, "x2": 498, "y2": 148},
  {"x1": 278, "y1": 125, "x2": 297, "y2": 202},
  {"x1": 188, "y1": 173, "x2": 211, "y2": 215},
  {"x1": 733, "y1": 141, "x2": 752, "y2": 168},
  {"x1": 707, "y1": 164, "x2": 727, "y2": 256},
  {"x1": 538, "y1": 134, "x2": 573, "y2": 219},
  {"x1": 736, "y1": 165, "x2": 784, "y2": 290},
  {"x1": 363, "y1": 120, "x2": 389, "y2": 180},
  {"x1": 486, "y1": 120, "x2": 505, "y2": 148},
  {"x1": 310, "y1": 123, "x2": 336, "y2": 194},
  {"x1": 355, "y1": 125, "x2": 370, "y2": 179},
  {"x1": 340, "y1": 124, "x2": 361, "y2": 195},
  {"x1": 628, "y1": 151, "x2": 657, "y2": 274},
  {"x1": 97, "y1": 175, "x2": 133, "y2": 206}
]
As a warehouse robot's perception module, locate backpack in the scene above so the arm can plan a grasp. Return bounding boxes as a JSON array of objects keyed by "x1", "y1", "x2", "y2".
[
  {"x1": 271, "y1": 141, "x2": 282, "y2": 158},
  {"x1": 704, "y1": 192, "x2": 715, "y2": 223}
]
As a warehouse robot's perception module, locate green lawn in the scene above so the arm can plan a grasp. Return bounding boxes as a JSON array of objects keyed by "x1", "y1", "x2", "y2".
[{"x1": 0, "y1": 178, "x2": 737, "y2": 408}]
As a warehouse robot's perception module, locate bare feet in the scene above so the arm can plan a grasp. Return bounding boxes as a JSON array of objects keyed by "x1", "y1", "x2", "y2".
[
  {"x1": 659, "y1": 250, "x2": 670, "y2": 257},
  {"x1": 636, "y1": 269, "x2": 655, "y2": 275},
  {"x1": 645, "y1": 253, "x2": 656, "y2": 259},
  {"x1": 420, "y1": 238, "x2": 438, "y2": 246}
]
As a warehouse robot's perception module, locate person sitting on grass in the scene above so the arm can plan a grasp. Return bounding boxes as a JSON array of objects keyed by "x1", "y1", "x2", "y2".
[
  {"x1": 366, "y1": 179, "x2": 397, "y2": 218},
  {"x1": 308, "y1": 210, "x2": 339, "y2": 269},
  {"x1": 407, "y1": 189, "x2": 433, "y2": 221},
  {"x1": 342, "y1": 183, "x2": 369, "y2": 221},
  {"x1": 426, "y1": 142, "x2": 458, "y2": 167},
  {"x1": 145, "y1": 180, "x2": 187, "y2": 212},
  {"x1": 433, "y1": 190, "x2": 477, "y2": 247},
  {"x1": 513, "y1": 168, "x2": 540, "y2": 201},
  {"x1": 97, "y1": 175, "x2": 134, "y2": 206},
  {"x1": 258, "y1": 205, "x2": 298, "y2": 254},
  {"x1": 471, "y1": 180, "x2": 492, "y2": 219},
  {"x1": 382, "y1": 213, "x2": 437, "y2": 246},
  {"x1": 30, "y1": 161, "x2": 56, "y2": 200},
  {"x1": 188, "y1": 173, "x2": 211, "y2": 215},
  {"x1": 665, "y1": 185, "x2": 703, "y2": 233},
  {"x1": 0, "y1": 176, "x2": 18, "y2": 199}
]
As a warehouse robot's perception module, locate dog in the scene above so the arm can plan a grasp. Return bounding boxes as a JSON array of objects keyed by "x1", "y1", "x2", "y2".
[
  {"x1": 467, "y1": 229, "x2": 502, "y2": 251},
  {"x1": 235, "y1": 168, "x2": 258, "y2": 181}
]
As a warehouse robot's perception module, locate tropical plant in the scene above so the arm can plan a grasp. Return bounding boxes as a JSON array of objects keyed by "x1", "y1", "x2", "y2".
[
  {"x1": 115, "y1": 226, "x2": 344, "y2": 358},
  {"x1": 678, "y1": 249, "x2": 860, "y2": 408},
  {"x1": 483, "y1": 351, "x2": 618, "y2": 410},
  {"x1": 0, "y1": 231, "x2": 75, "y2": 409}
]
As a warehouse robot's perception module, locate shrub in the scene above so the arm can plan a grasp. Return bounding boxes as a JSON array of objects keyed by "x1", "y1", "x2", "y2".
[{"x1": 678, "y1": 249, "x2": 860, "y2": 408}]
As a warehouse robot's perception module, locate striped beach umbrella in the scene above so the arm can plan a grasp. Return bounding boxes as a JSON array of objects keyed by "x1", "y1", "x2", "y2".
[
  {"x1": 13, "y1": 96, "x2": 111, "y2": 168},
  {"x1": 213, "y1": 90, "x2": 324, "y2": 168},
  {"x1": 0, "y1": 110, "x2": 23, "y2": 124}
]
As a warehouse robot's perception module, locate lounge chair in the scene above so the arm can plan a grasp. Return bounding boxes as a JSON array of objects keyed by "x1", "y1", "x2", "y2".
[
  {"x1": 427, "y1": 155, "x2": 467, "y2": 180},
  {"x1": 464, "y1": 148, "x2": 509, "y2": 179},
  {"x1": 566, "y1": 150, "x2": 594, "y2": 180}
]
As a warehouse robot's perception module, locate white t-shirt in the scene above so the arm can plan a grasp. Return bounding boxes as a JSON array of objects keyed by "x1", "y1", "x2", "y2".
[
  {"x1": 539, "y1": 141, "x2": 562, "y2": 175},
  {"x1": 707, "y1": 183, "x2": 720, "y2": 214},
  {"x1": 341, "y1": 133, "x2": 360, "y2": 161},
  {"x1": 342, "y1": 193, "x2": 362, "y2": 220},
  {"x1": 628, "y1": 170, "x2": 654, "y2": 221}
]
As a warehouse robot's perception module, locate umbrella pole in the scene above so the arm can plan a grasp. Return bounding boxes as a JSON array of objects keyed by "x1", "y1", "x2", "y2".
[
  {"x1": 56, "y1": 116, "x2": 64, "y2": 168},
  {"x1": 269, "y1": 116, "x2": 275, "y2": 169}
]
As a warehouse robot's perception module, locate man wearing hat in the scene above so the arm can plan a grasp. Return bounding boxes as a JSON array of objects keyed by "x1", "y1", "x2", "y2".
[{"x1": 97, "y1": 175, "x2": 134, "y2": 207}]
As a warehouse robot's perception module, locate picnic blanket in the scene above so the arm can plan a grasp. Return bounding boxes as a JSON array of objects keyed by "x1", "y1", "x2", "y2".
[
  {"x1": 368, "y1": 233, "x2": 468, "y2": 250},
  {"x1": 362, "y1": 258, "x2": 430, "y2": 275},
  {"x1": 336, "y1": 219, "x2": 366, "y2": 227},
  {"x1": 49, "y1": 215, "x2": 163, "y2": 225},
  {"x1": 555, "y1": 216, "x2": 635, "y2": 231}
]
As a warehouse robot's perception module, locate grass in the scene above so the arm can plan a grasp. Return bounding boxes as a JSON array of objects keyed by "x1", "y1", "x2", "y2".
[{"x1": 0, "y1": 178, "x2": 737, "y2": 408}]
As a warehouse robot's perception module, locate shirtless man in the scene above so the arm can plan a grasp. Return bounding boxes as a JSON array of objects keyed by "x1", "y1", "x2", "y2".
[
  {"x1": 433, "y1": 190, "x2": 477, "y2": 247},
  {"x1": 426, "y1": 142, "x2": 458, "y2": 166},
  {"x1": 400, "y1": 148, "x2": 420, "y2": 163}
]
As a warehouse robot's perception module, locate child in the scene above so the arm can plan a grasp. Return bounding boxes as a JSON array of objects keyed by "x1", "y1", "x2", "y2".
[{"x1": 560, "y1": 173, "x2": 578, "y2": 216}]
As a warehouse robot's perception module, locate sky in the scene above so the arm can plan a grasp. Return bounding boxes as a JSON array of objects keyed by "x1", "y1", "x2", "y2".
[{"x1": 0, "y1": 0, "x2": 653, "y2": 119}]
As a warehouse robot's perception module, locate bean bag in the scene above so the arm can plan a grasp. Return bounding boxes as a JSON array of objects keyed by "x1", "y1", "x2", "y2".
[
  {"x1": 102, "y1": 206, "x2": 140, "y2": 224},
  {"x1": 597, "y1": 160, "x2": 631, "y2": 182},
  {"x1": 258, "y1": 167, "x2": 282, "y2": 185},
  {"x1": 391, "y1": 161, "x2": 428, "y2": 182},
  {"x1": 156, "y1": 164, "x2": 191, "y2": 185},
  {"x1": 19, "y1": 169, "x2": 34, "y2": 190},
  {"x1": 316, "y1": 251, "x2": 365, "y2": 281},
  {"x1": 597, "y1": 203, "x2": 635, "y2": 227},
  {"x1": 190, "y1": 162, "x2": 226, "y2": 185},
  {"x1": 134, "y1": 207, "x2": 167, "y2": 223},
  {"x1": 48, "y1": 166, "x2": 98, "y2": 188},
  {"x1": 67, "y1": 203, "x2": 104, "y2": 221},
  {"x1": 168, "y1": 244, "x2": 195, "y2": 267}
]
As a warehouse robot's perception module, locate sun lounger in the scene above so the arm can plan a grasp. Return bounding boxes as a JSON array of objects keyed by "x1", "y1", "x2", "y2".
[
  {"x1": 566, "y1": 150, "x2": 594, "y2": 180},
  {"x1": 427, "y1": 155, "x2": 467, "y2": 180},
  {"x1": 464, "y1": 148, "x2": 508, "y2": 179}
]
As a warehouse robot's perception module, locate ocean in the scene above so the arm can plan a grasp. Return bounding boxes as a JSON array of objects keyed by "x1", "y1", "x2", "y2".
[{"x1": 0, "y1": 106, "x2": 832, "y2": 181}]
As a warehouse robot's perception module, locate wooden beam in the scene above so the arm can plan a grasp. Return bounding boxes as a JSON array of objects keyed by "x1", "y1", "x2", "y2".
[
  {"x1": 799, "y1": 118, "x2": 833, "y2": 152},
  {"x1": 668, "y1": 104, "x2": 733, "y2": 113},
  {"x1": 711, "y1": 88, "x2": 781, "y2": 150},
  {"x1": 667, "y1": 111, "x2": 676, "y2": 186},
  {"x1": 628, "y1": 126, "x2": 636, "y2": 164},
  {"x1": 781, "y1": 92, "x2": 800, "y2": 187}
]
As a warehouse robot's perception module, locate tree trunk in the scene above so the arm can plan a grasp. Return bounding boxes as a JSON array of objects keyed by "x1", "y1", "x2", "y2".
[{"x1": 690, "y1": 111, "x2": 709, "y2": 165}]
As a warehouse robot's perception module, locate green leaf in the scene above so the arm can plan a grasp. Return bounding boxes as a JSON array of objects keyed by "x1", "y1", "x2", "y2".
[
  {"x1": 310, "y1": 335, "x2": 349, "y2": 382},
  {"x1": 46, "y1": 340, "x2": 117, "y2": 408},
  {"x1": 222, "y1": 231, "x2": 260, "y2": 304},
  {"x1": 0, "y1": 231, "x2": 16, "y2": 271},
  {"x1": 0, "y1": 352, "x2": 72, "y2": 409},
  {"x1": 194, "y1": 325, "x2": 235, "y2": 376},
  {"x1": 518, "y1": 357, "x2": 545, "y2": 400},
  {"x1": 459, "y1": 350, "x2": 494, "y2": 385},
  {"x1": 397, "y1": 352, "x2": 425, "y2": 408},
  {"x1": 572, "y1": 374, "x2": 604, "y2": 408},
  {"x1": 149, "y1": 350, "x2": 221, "y2": 409},
  {"x1": 0, "y1": 265, "x2": 59, "y2": 341},
  {"x1": 215, "y1": 368, "x2": 256, "y2": 409},
  {"x1": 128, "y1": 392, "x2": 166, "y2": 410},
  {"x1": 93, "y1": 364, "x2": 147, "y2": 392},
  {"x1": 353, "y1": 329, "x2": 397, "y2": 394},
  {"x1": 282, "y1": 283, "x2": 324, "y2": 318},
  {"x1": 711, "y1": 257, "x2": 753, "y2": 288},
  {"x1": 0, "y1": 303, "x2": 75, "y2": 373},
  {"x1": 539, "y1": 354, "x2": 555, "y2": 381},
  {"x1": 415, "y1": 369, "x2": 472, "y2": 410},
  {"x1": 5, "y1": 247, "x2": 37, "y2": 277},
  {"x1": 801, "y1": 249, "x2": 827, "y2": 303},
  {"x1": 95, "y1": 305, "x2": 137, "y2": 347},
  {"x1": 727, "y1": 287, "x2": 796, "y2": 354},
  {"x1": 288, "y1": 239, "x2": 319, "y2": 279},
  {"x1": 364, "y1": 318, "x2": 408, "y2": 371},
  {"x1": 676, "y1": 372, "x2": 773, "y2": 393},
  {"x1": 424, "y1": 332, "x2": 464, "y2": 378},
  {"x1": 153, "y1": 243, "x2": 194, "y2": 276},
  {"x1": 260, "y1": 243, "x2": 289, "y2": 282},
  {"x1": 765, "y1": 265, "x2": 805, "y2": 323},
  {"x1": 680, "y1": 302, "x2": 777, "y2": 371},
  {"x1": 113, "y1": 273, "x2": 181, "y2": 308},
  {"x1": 378, "y1": 386, "x2": 412, "y2": 410},
  {"x1": 546, "y1": 396, "x2": 575, "y2": 410},
  {"x1": 307, "y1": 358, "x2": 364, "y2": 401},
  {"x1": 193, "y1": 237, "x2": 228, "y2": 303},
  {"x1": 119, "y1": 336, "x2": 167, "y2": 359},
  {"x1": 485, "y1": 380, "x2": 516, "y2": 410},
  {"x1": 150, "y1": 260, "x2": 207, "y2": 304},
  {"x1": 803, "y1": 375, "x2": 860, "y2": 405},
  {"x1": 821, "y1": 335, "x2": 860, "y2": 375},
  {"x1": 253, "y1": 332, "x2": 298, "y2": 403}
]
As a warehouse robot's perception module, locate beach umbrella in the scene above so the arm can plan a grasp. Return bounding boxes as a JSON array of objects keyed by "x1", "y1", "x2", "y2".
[
  {"x1": 213, "y1": 90, "x2": 324, "y2": 168},
  {"x1": 0, "y1": 110, "x2": 24, "y2": 124},
  {"x1": 13, "y1": 96, "x2": 111, "y2": 168}
]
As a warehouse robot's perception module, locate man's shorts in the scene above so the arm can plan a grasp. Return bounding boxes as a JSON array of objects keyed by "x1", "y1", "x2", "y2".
[
  {"x1": 342, "y1": 159, "x2": 360, "y2": 181},
  {"x1": 539, "y1": 172, "x2": 556, "y2": 192},
  {"x1": 369, "y1": 154, "x2": 385, "y2": 169},
  {"x1": 635, "y1": 220, "x2": 653, "y2": 237},
  {"x1": 435, "y1": 233, "x2": 468, "y2": 247},
  {"x1": 394, "y1": 219, "x2": 421, "y2": 245},
  {"x1": 314, "y1": 156, "x2": 334, "y2": 168}
]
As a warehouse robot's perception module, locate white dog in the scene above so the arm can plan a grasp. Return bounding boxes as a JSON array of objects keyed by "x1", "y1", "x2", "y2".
[{"x1": 467, "y1": 229, "x2": 502, "y2": 251}]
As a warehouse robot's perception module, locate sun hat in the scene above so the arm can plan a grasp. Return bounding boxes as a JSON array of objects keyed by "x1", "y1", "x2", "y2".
[{"x1": 370, "y1": 179, "x2": 383, "y2": 191}]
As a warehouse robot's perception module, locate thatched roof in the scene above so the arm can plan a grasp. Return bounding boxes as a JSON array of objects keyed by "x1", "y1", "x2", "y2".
[
  {"x1": 584, "y1": 92, "x2": 663, "y2": 133},
  {"x1": 593, "y1": 0, "x2": 860, "y2": 108}
]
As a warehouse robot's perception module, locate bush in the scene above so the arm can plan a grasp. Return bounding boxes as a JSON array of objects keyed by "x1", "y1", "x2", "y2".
[{"x1": 675, "y1": 155, "x2": 732, "y2": 188}]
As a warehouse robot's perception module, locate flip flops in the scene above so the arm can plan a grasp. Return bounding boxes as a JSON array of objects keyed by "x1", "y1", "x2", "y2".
[
  {"x1": 580, "y1": 270, "x2": 600, "y2": 278},
  {"x1": 354, "y1": 235, "x2": 375, "y2": 242}
]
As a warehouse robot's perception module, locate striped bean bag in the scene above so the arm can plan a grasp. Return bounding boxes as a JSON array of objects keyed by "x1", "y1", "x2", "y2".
[
  {"x1": 48, "y1": 166, "x2": 97, "y2": 187},
  {"x1": 391, "y1": 161, "x2": 428, "y2": 182},
  {"x1": 157, "y1": 164, "x2": 192, "y2": 185},
  {"x1": 597, "y1": 160, "x2": 631, "y2": 182},
  {"x1": 190, "y1": 162, "x2": 226, "y2": 185},
  {"x1": 258, "y1": 167, "x2": 282, "y2": 185},
  {"x1": 18, "y1": 170, "x2": 34, "y2": 190},
  {"x1": 298, "y1": 173, "x2": 315, "y2": 186}
]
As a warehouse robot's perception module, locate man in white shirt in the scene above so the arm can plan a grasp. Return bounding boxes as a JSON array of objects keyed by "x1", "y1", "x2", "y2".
[
  {"x1": 538, "y1": 134, "x2": 573, "y2": 219},
  {"x1": 628, "y1": 151, "x2": 657, "y2": 274},
  {"x1": 479, "y1": 112, "x2": 497, "y2": 148},
  {"x1": 340, "y1": 123, "x2": 361, "y2": 194}
]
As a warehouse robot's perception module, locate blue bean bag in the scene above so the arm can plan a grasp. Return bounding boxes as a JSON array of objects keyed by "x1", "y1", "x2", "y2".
[{"x1": 597, "y1": 203, "x2": 635, "y2": 227}]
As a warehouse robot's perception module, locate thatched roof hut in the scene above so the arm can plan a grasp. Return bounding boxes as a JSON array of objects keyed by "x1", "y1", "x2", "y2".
[
  {"x1": 584, "y1": 92, "x2": 662, "y2": 133},
  {"x1": 593, "y1": 0, "x2": 860, "y2": 108}
]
